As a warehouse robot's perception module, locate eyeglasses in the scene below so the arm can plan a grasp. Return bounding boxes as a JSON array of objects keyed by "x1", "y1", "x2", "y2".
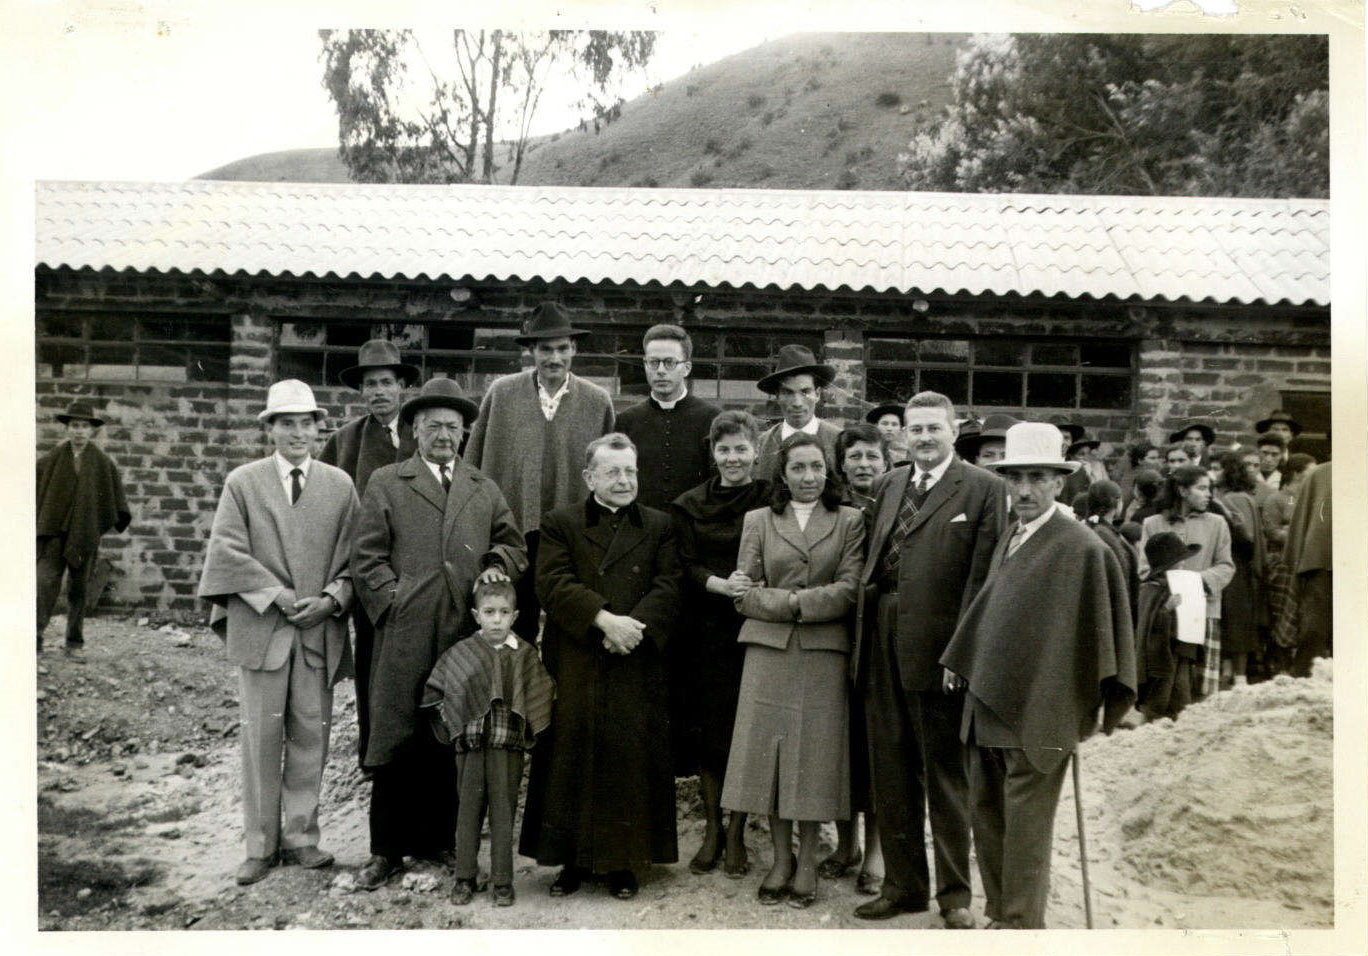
[{"x1": 644, "y1": 358, "x2": 684, "y2": 371}]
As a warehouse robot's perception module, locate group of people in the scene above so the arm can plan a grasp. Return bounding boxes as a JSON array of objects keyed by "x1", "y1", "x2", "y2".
[{"x1": 34, "y1": 301, "x2": 1332, "y2": 930}]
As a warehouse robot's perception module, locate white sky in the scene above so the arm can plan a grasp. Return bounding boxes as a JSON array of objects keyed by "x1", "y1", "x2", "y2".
[{"x1": 6, "y1": 19, "x2": 770, "y2": 181}]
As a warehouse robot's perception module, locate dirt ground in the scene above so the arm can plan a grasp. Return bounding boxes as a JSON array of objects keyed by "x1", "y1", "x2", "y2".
[{"x1": 34, "y1": 614, "x2": 1333, "y2": 932}]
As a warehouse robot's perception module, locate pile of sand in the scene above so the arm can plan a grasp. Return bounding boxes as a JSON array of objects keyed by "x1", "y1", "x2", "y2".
[{"x1": 1090, "y1": 661, "x2": 1332, "y2": 911}]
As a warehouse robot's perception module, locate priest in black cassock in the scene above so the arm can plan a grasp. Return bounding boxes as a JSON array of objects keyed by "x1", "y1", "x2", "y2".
[
  {"x1": 318, "y1": 339, "x2": 419, "y2": 768},
  {"x1": 519, "y1": 433, "x2": 682, "y2": 901}
]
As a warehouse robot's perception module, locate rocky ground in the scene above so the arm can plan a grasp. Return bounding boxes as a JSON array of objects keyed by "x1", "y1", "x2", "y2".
[{"x1": 34, "y1": 615, "x2": 1333, "y2": 932}]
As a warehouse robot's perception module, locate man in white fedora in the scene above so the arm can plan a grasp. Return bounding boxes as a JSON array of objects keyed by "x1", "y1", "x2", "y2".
[
  {"x1": 939, "y1": 422, "x2": 1135, "y2": 929},
  {"x1": 198, "y1": 379, "x2": 359, "y2": 885}
]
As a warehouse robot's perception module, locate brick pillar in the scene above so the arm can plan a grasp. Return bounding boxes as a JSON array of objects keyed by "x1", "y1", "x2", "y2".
[
  {"x1": 823, "y1": 329, "x2": 865, "y2": 427},
  {"x1": 226, "y1": 313, "x2": 276, "y2": 469}
]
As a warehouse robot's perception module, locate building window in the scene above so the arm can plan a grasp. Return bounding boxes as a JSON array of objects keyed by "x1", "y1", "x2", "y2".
[
  {"x1": 864, "y1": 337, "x2": 1135, "y2": 412},
  {"x1": 278, "y1": 320, "x2": 824, "y2": 405},
  {"x1": 1279, "y1": 390, "x2": 1331, "y2": 462},
  {"x1": 36, "y1": 313, "x2": 231, "y2": 382}
]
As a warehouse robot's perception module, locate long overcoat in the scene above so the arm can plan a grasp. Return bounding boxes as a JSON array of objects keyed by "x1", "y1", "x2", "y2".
[
  {"x1": 519, "y1": 497, "x2": 682, "y2": 872},
  {"x1": 351, "y1": 453, "x2": 526, "y2": 768}
]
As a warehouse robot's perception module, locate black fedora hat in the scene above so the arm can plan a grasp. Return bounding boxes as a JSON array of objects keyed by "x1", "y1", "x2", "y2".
[
  {"x1": 513, "y1": 302, "x2": 591, "y2": 348},
  {"x1": 1067, "y1": 437, "x2": 1101, "y2": 457},
  {"x1": 757, "y1": 344, "x2": 836, "y2": 395},
  {"x1": 956, "y1": 412, "x2": 1019, "y2": 459},
  {"x1": 1051, "y1": 420, "x2": 1085, "y2": 444},
  {"x1": 1144, "y1": 531, "x2": 1202, "y2": 576},
  {"x1": 56, "y1": 400, "x2": 104, "y2": 427},
  {"x1": 864, "y1": 402, "x2": 905, "y2": 426},
  {"x1": 338, "y1": 339, "x2": 422, "y2": 391},
  {"x1": 1255, "y1": 409, "x2": 1302, "y2": 437},
  {"x1": 399, "y1": 377, "x2": 480, "y2": 429},
  {"x1": 1168, "y1": 421, "x2": 1215, "y2": 445}
]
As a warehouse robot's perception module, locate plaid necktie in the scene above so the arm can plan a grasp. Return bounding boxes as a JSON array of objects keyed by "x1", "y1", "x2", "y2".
[
  {"x1": 883, "y1": 471, "x2": 931, "y2": 576},
  {"x1": 440, "y1": 464, "x2": 452, "y2": 493},
  {"x1": 290, "y1": 467, "x2": 303, "y2": 505}
]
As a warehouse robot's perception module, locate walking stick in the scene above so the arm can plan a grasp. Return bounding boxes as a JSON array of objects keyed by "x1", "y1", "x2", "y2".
[{"x1": 1072, "y1": 750, "x2": 1094, "y2": 929}]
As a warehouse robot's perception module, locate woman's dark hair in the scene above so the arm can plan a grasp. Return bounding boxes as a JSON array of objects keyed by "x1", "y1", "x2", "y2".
[
  {"x1": 1159, "y1": 464, "x2": 1211, "y2": 519},
  {"x1": 1214, "y1": 449, "x2": 1257, "y2": 494},
  {"x1": 769, "y1": 433, "x2": 843, "y2": 513},
  {"x1": 1085, "y1": 479, "x2": 1123, "y2": 519},
  {"x1": 834, "y1": 422, "x2": 890, "y2": 475},
  {"x1": 1127, "y1": 439, "x2": 1157, "y2": 468},
  {"x1": 1131, "y1": 468, "x2": 1164, "y2": 502},
  {"x1": 709, "y1": 409, "x2": 759, "y2": 447}
]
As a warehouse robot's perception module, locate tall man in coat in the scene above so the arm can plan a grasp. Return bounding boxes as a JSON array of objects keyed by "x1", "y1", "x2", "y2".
[
  {"x1": 851, "y1": 392, "x2": 1006, "y2": 927},
  {"x1": 318, "y1": 338, "x2": 420, "y2": 769},
  {"x1": 753, "y1": 344, "x2": 843, "y2": 481},
  {"x1": 466, "y1": 302, "x2": 615, "y2": 641},
  {"x1": 940, "y1": 422, "x2": 1135, "y2": 929},
  {"x1": 351, "y1": 378, "x2": 527, "y2": 889},
  {"x1": 198, "y1": 380, "x2": 359, "y2": 885},
  {"x1": 36, "y1": 400, "x2": 131, "y2": 659},
  {"x1": 519, "y1": 433, "x2": 682, "y2": 901}
]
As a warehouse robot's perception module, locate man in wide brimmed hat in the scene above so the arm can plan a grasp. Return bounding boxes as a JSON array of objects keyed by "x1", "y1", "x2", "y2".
[
  {"x1": 1255, "y1": 409, "x2": 1302, "y2": 445},
  {"x1": 940, "y1": 422, "x2": 1135, "y2": 929},
  {"x1": 466, "y1": 302, "x2": 614, "y2": 641},
  {"x1": 353, "y1": 377, "x2": 527, "y2": 889},
  {"x1": 319, "y1": 338, "x2": 420, "y2": 769},
  {"x1": 1168, "y1": 420, "x2": 1215, "y2": 468},
  {"x1": 198, "y1": 380, "x2": 360, "y2": 885},
  {"x1": 954, "y1": 413, "x2": 1019, "y2": 468},
  {"x1": 866, "y1": 402, "x2": 911, "y2": 467},
  {"x1": 753, "y1": 344, "x2": 842, "y2": 480},
  {"x1": 36, "y1": 400, "x2": 131, "y2": 659}
]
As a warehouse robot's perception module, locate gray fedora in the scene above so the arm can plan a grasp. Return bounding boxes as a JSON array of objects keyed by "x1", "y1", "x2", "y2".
[
  {"x1": 513, "y1": 302, "x2": 591, "y2": 348},
  {"x1": 398, "y1": 377, "x2": 480, "y2": 429},
  {"x1": 337, "y1": 339, "x2": 422, "y2": 391}
]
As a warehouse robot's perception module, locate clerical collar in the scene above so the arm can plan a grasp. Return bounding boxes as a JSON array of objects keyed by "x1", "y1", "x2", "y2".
[
  {"x1": 651, "y1": 387, "x2": 688, "y2": 411},
  {"x1": 780, "y1": 417, "x2": 822, "y2": 440},
  {"x1": 586, "y1": 495, "x2": 641, "y2": 526},
  {"x1": 273, "y1": 452, "x2": 311, "y2": 479}
]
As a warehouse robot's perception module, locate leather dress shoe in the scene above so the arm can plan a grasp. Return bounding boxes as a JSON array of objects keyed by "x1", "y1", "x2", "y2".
[
  {"x1": 356, "y1": 854, "x2": 402, "y2": 890},
  {"x1": 280, "y1": 846, "x2": 334, "y2": 869},
  {"x1": 942, "y1": 906, "x2": 976, "y2": 929},
  {"x1": 234, "y1": 855, "x2": 277, "y2": 886},
  {"x1": 608, "y1": 870, "x2": 638, "y2": 900},
  {"x1": 413, "y1": 849, "x2": 459, "y2": 870},
  {"x1": 854, "y1": 896, "x2": 928, "y2": 921},
  {"x1": 491, "y1": 883, "x2": 515, "y2": 907},
  {"x1": 757, "y1": 853, "x2": 795, "y2": 905},
  {"x1": 450, "y1": 877, "x2": 476, "y2": 905},
  {"x1": 549, "y1": 866, "x2": 584, "y2": 897}
]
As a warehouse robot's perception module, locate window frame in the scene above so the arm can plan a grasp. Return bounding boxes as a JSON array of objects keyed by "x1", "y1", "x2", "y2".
[{"x1": 35, "y1": 312, "x2": 232, "y2": 383}]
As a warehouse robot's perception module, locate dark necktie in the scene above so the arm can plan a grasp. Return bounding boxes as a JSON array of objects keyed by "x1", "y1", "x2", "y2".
[
  {"x1": 912, "y1": 470, "x2": 932, "y2": 505},
  {"x1": 883, "y1": 472, "x2": 931, "y2": 576},
  {"x1": 1005, "y1": 523, "x2": 1027, "y2": 558},
  {"x1": 290, "y1": 467, "x2": 303, "y2": 505},
  {"x1": 440, "y1": 464, "x2": 451, "y2": 493}
]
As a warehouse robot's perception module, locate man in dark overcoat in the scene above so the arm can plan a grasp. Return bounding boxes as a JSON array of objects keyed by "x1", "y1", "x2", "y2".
[
  {"x1": 519, "y1": 433, "x2": 682, "y2": 901},
  {"x1": 318, "y1": 338, "x2": 420, "y2": 769},
  {"x1": 351, "y1": 378, "x2": 527, "y2": 889},
  {"x1": 36, "y1": 400, "x2": 131, "y2": 659},
  {"x1": 940, "y1": 422, "x2": 1135, "y2": 929},
  {"x1": 851, "y1": 392, "x2": 1006, "y2": 927}
]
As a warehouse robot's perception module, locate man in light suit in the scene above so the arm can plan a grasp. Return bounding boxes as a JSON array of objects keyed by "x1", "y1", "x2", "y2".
[
  {"x1": 753, "y1": 344, "x2": 843, "y2": 481},
  {"x1": 351, "y1": 377, "x2": 527, "y2": 890},
  {"x1": 851, "y1": 391, "x2": 1007, "y2": 926},
  {"x1": 198, "y1": 380, "x2": 359, "y2": 885}
]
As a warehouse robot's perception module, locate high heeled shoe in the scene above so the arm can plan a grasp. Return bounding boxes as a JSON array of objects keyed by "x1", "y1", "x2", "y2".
[{"x1": 757, "y1": 854, "x2": 796, "y2": 905}]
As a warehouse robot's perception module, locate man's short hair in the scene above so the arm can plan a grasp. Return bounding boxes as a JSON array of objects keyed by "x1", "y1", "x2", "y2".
[
  {"x1": 472, "y1": 576, "x2": 517, "y2": 609},
  {"x1": 1255, "y1": 433, "x2": 1288, "y2": 451},
  {"x1": 585, "y1": 432, "x2": 638, "y2": 470},
  {"x1": 642, "y1": 324, "x2": 692, "y2": 361},
  {"x1": 904, "y1": 391, "x2": 956, "y2": 425}
]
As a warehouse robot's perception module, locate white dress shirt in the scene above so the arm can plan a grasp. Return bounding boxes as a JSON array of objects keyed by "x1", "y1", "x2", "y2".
[
  {"x1": 779, "y1": 416, "x2": 823, "y2": 441},
  {"x1": 423, "y1": 456, "x2": 454, "y2": 489},
  {"x1": 911, "y1": 452, "x2": 954, "y2": 494},
  {"x1": 273, "y1": 452, "x2": 311, "y2": 500},
  {"x1": 537, "y1": 375, "x2": 571, "y2": 421},
  {"x1": 1007, "y1": 502, "x2": 1059, "y2": 556}
]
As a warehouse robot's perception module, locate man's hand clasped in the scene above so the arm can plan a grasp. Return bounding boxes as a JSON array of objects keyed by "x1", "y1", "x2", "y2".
[{"x1": 596, "y1": 609, "x2": 646, "y2": 655}]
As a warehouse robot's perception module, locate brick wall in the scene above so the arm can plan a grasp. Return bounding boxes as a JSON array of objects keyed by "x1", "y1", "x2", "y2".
[{"x1": 36, "y1": 268, "x2": 1330, "y2": 611}]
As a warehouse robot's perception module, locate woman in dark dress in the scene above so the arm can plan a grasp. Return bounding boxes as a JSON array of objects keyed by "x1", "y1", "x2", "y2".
[
  {"x1": 1210, "y1": 450, "x2": 1266, "y2": 687},
  {"x1": 671, "y1": 411, "x2": 770, "y2": 878}
]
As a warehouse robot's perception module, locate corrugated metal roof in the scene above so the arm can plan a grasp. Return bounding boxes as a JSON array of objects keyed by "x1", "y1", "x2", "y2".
[{"x1": 34, "y1": 180, "x2": 1329, "y2": 306}]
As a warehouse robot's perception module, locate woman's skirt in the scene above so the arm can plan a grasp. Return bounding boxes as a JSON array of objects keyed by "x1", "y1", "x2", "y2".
[{"x1": 720, "y1": 640, "x2": 849, "y2": 822}]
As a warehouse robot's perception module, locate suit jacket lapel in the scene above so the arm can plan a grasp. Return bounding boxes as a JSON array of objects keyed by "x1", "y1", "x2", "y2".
[
  {"x1": 906, "y1": 460, "x2": 961, "y2": 535},
  {"x1": 600, "y1": 513, "x2": 647, "y2": 571},
  {"x1": 803, "y1": 504, "x2": 837, "y2": 549},
  {"x1": 774, "y1": 506, "x2": 811, "y2": 556},
  {"x1": 440, "y1": 459, "x2": 478, "y2": 550},
  {"x1": 399, "y1": 454, "x2": 447, "y2": 515},
  {"x1": 866, "y1": 468, "x2": 911, "y2": 581}
]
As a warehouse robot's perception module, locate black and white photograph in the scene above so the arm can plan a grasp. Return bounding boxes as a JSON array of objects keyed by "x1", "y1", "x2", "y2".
[{"x1": 6, "y1": 0, "x2": 1365, "y2": 950}]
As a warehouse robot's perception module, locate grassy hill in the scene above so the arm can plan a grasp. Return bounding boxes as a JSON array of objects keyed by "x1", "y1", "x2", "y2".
[{"x1": 198, "y1": 32, "x2": 965, "y2": 190}]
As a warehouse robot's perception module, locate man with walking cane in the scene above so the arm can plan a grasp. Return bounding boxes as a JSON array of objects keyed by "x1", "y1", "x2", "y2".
[{"x1": 940, "y1": 422, "x2": 1135, "y2": 929}]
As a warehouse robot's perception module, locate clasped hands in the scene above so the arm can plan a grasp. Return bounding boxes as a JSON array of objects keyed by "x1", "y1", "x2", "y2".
[
  {"x1": 596, "y1": 609, "x2": 647, "y2": 655},
  {"x1": 273, "y1": 588, "x2": 338, "y2": 629},
  {"x1": 709, "y1": 569, "x2": 759, "y2": 601}
]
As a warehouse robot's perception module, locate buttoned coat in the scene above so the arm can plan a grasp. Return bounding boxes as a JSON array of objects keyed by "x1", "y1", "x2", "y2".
[
  {"x1": 733, "y1": 503, "x2": 865, "y2": 654},
  {"x1": 351, "y1": 453, "x2": 527, "y2": 768},
  {"x1": 851, "y1": 458, "x2": 1007, "y2": 690}
]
